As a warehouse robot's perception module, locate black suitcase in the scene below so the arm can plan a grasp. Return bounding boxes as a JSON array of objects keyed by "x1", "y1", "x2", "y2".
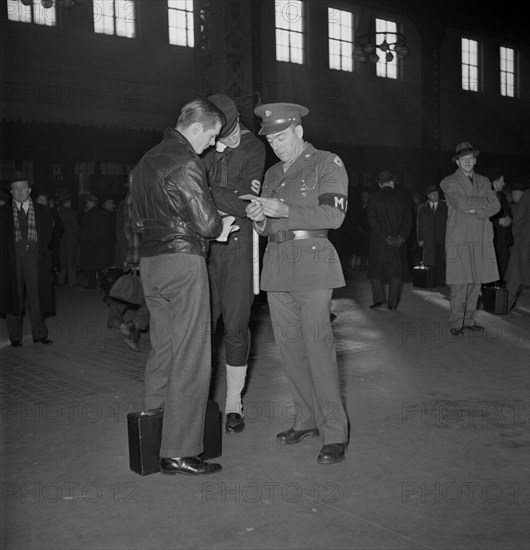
[
  {"x1": 127, "y1": 401, "x2": 222, "y2": 476},
  {"x1": 412, "y1": 263, "x2": 436, "y2": 288},
  {"x1": 482, "y1": 285, "x2": 508, "y2": 314}
]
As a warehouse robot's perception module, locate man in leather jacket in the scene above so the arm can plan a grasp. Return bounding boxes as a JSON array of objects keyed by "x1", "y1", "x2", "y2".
[{"x1": 129, "y1": 98, "x2": 225, "y2": 476}]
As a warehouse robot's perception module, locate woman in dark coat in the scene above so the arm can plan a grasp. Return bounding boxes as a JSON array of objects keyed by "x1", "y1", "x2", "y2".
[{"x1": 489, "y1": 171, "x2": 513, "y2": 282}]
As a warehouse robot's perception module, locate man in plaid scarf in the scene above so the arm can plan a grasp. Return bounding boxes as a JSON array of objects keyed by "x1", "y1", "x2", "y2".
[{"x1": 0, "y1": 177, "x2": 55, "y2": 346}]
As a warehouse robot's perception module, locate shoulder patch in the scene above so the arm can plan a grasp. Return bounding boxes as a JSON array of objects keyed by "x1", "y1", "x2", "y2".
[{"x1": 334, "y1": 156, "x2": 343, "y2": 167}]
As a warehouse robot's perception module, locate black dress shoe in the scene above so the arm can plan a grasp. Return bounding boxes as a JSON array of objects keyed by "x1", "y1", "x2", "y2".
[
  {"x1": 10, "y1": 341, "x2": 22, "y2": 347},
  {"x1": 160, "y1": 456, "x2": 222, "y2": 475},
  {"x1": 33, "y1": 338, "x2": 53, "y2": 344},
  {"x1": 225, "y1": 412, "x2": 245, "y2": 433},
  {"x1": 450, "y1": 328, "x2": 464, "y2": 336},
  {"x1": 369, "y1": 301, "x2": 385, "y2": 309},
  {"x1": 317, "y1": 443, "x2": 347, "y2": 465},
  {"x1": 276, "y1": 427, "x2": 319, "y2": 445},
  {"x1": 387, "y1": 305, "x2": 397, "y2": 310}
]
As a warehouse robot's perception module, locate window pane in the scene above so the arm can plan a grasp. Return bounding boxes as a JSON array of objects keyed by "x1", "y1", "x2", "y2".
[
  {"x1": 34, "y1": 0, "x2": 56, "y2": 26},
  {"x1": 7, "y1": 0, "x2": 32, "y2": 22},
  {"x1": 116, "y1": 0, "x2": 135, "y2": 38},
  {"x1": 328, "y1": 8, "x2": 352, "y2": 72},
  {"x1": 168, "y1": 0, "x2": 194, "y2": 47}
]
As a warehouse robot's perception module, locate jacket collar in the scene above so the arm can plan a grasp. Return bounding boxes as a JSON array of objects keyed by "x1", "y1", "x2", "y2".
[{"x1": 163, "y1": 127, "x2": 195, "y2": 153}]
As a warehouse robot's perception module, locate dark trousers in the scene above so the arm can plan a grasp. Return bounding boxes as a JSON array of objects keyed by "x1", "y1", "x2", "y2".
[
  {"x1": 6, "y1": 249, "x2": 47, "y2": 342},
  {"x1": 267, "y1": 289, "x2": 349, "y2": 445},
  {"x1": 140, "y1": 253, "x2": 211, "y2": 458},
  {"x1": 371, "y1": 278, "x2": 402, "y2": 308},
  {"x1": 107, "y1": 298, "x2": 149, "y2": 331},
  {"x1": 208, "y1": 238, "x2": 253, "y2": 366}
]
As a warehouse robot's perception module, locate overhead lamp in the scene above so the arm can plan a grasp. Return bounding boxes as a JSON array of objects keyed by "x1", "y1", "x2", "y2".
[{"x1": 353, "y1": 31, "x2": 410, "y2": 63}]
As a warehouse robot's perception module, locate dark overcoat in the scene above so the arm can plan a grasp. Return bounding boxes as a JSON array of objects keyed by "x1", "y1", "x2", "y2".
[
  {"x1": 367, "y1": 186, "x2": 412, "y2": 279},
  {"x1": 58, "y1": 206, "x2": 79, "y2": 268},
  {"x1": 416, "y1": 200, "x2": 448, "y2": 264},
  {"x1": 505, "y1": 190, "x2": 530, "y2": 287},
  {"x1": 0, "y1": 202, "x2": 55, "y2": 316},
  {"x1": 79, "y1": 207, "x2": 115, "y2": 269}
]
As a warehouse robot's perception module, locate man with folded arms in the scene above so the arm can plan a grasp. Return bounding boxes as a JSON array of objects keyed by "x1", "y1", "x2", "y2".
[
  {"x1": 440, "y1": 142, "x2": 500, "y2": 335},
  {"x1": 246, "y1": 103, "x2": 349, "y2": 465}
]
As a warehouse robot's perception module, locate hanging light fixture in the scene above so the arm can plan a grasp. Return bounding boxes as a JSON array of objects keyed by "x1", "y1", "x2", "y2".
[
  {"x1": 353, "y1": 31, "x2": 409, "y2": 63},
  {"x1": 41, "y1": 0, "x2": 54, "y2": 7}
]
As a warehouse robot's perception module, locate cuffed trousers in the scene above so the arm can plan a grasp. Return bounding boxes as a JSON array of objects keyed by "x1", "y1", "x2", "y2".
[
  {"x1": 448, "y1": 283, "x2": 481, "y2": 329},
  {"x1": 140, "y1": 253, "x2": 211, "y2": 458},
  {"x1": 267, "y1": 289, "x2": 349, "y2": 445}
]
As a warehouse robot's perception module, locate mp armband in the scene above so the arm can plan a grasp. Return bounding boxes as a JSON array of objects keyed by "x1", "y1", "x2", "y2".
[{"x1": 319, "y1": 193, "x2": 348, "y2": 212}]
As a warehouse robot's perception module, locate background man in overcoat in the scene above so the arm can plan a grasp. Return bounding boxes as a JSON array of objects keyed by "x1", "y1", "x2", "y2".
[
  {"x1": 202, "y1": 94, "x2": 266, "y2": 434},
  {"x1": 440, "y1": 142, "x2": 500, "y2": 335},
  {"x1": 0, "y1": 177, "x2": 54, "y2": 346},
  {"x1": 416, "y1": 184, "x2": 448, "y2": 286},
  {"x1": 367, "y1": 170, "x2": 412, "y2": 310},
  {"x1": 246, "y1": 102, "x2": 349, "y2": 465}
]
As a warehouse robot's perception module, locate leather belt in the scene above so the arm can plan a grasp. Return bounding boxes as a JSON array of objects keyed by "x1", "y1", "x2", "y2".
[{"x1": 268, "y1": 230, "x2": 328, "y2": 244}]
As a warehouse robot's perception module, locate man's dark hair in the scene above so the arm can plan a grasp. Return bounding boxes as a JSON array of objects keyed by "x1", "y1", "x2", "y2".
[{"x1": 176, "y1": 98, "x2": 225, "y2": 131}]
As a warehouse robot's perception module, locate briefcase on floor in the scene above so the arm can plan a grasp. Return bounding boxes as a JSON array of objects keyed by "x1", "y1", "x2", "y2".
[
  {"x1": 127, "y1": 401, "x2": 222, "y2": 476},
  {"x1": 412, "y1": 263, "x2": 436, "y2": 288},
  {"x1": 482, "y1": 285, "x2": 508, "y2": 314}
]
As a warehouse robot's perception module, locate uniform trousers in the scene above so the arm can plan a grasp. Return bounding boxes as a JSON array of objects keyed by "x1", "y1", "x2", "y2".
[
  {"x1": 267, "y1": 289, "x2": 348, "y2": 445},
  {"x1": 6, "y1": 248, "x2": 47, "y2": 342},
  {"x1": 448, "y1": 283, "x2": 481, "y2": 329},
  {"x1": 140, "y1": 253, "x2": 211, "y2": 458},
  {"x1": 208, "y1": 234, "x2": 253, "y2": 366}
]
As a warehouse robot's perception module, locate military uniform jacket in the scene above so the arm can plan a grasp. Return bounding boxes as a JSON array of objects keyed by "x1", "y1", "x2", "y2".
[
  {"x1": 258, "y1": 143, "x2": 348, "y2": 291},
  {"x1": 440, "y1": 169, "x2": 500, "y2": 284}
]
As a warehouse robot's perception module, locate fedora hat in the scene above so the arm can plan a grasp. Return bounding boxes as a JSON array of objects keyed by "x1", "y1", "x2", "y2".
[
  {"x1": 452, "y1": 142, "x2": 480, "y2": 162},
  {"x1": 377, "y1": 170, "x2": 397, "y2": 185},
  {"x1": 425, "y1": 184, "x2": 439, "y2": 194}
]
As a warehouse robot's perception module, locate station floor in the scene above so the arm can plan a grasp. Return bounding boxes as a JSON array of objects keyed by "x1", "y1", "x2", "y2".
[{"x1": 1, "y1": 269, "x2": 529, "y2": 550}]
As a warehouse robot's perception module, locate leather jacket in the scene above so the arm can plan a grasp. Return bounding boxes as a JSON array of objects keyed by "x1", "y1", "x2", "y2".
[{"x1": 129, "y1": 128, "x2": 222, "y2": 258}]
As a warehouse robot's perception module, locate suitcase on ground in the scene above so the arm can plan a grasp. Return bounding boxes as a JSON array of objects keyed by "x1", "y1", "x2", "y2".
[
  {"x1": 412, "y1": 263, "x2": 436, "y2": 288},
  {"x1": 127, "y1": 401, "x2": 222, "y2": 476},
  {"x1": 482, "y1": 285, "x2": 508, "y2": 314}
]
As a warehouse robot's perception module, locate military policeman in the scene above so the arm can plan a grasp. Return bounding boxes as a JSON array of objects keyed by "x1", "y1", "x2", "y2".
[{"x1": 245, "y1": 103, "x2": 349, "y2": 465}]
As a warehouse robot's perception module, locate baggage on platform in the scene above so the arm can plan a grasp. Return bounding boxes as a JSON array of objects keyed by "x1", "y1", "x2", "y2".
[
  {"x1": 482, "y1": 285, "x2": 508, "y2": 315},
  {"x1": 127, "y1": 401, "x2": 222, "y2": 476}
]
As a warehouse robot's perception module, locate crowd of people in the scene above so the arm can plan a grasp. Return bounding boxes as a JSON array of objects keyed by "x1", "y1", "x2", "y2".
[
  {"x1": 1, "y1": 96, "x2": 529, "y2": 478},
  {"x1": 337, "y1": 145, "x2": 529, "y2": 317}
]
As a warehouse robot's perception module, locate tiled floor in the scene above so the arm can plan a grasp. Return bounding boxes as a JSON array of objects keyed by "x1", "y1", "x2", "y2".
[{"x1": 1, "y1": 271, "x2": 529, "y2": 550}]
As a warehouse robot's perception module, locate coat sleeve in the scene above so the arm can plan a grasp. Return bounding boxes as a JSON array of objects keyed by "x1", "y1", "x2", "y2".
[
  {"x1": 169, "y1": 159, "x2": 222, "y2": 239},
  {"x1": 287, "y1": 153, "x2": 348, "y2": 230},
  {"x1": 416, "y1": 205, "x2": 424, "y2": 243},
  {"x1": 210, "y1": 138, "x2": 266, "y2": 217},
  {"x1": 440, "y1": 174, "x2": 500, "y2": 218}
]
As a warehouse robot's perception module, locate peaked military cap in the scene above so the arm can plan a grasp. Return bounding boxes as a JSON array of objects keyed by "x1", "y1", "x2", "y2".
[{"x1": 254, "y1": 102, "x2": 309, "y2": 135}]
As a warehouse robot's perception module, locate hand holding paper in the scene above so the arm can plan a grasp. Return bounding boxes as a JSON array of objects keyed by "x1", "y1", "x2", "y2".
[{"x1": 216, "y1": 215, "x2": 240, "y2": 242}]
